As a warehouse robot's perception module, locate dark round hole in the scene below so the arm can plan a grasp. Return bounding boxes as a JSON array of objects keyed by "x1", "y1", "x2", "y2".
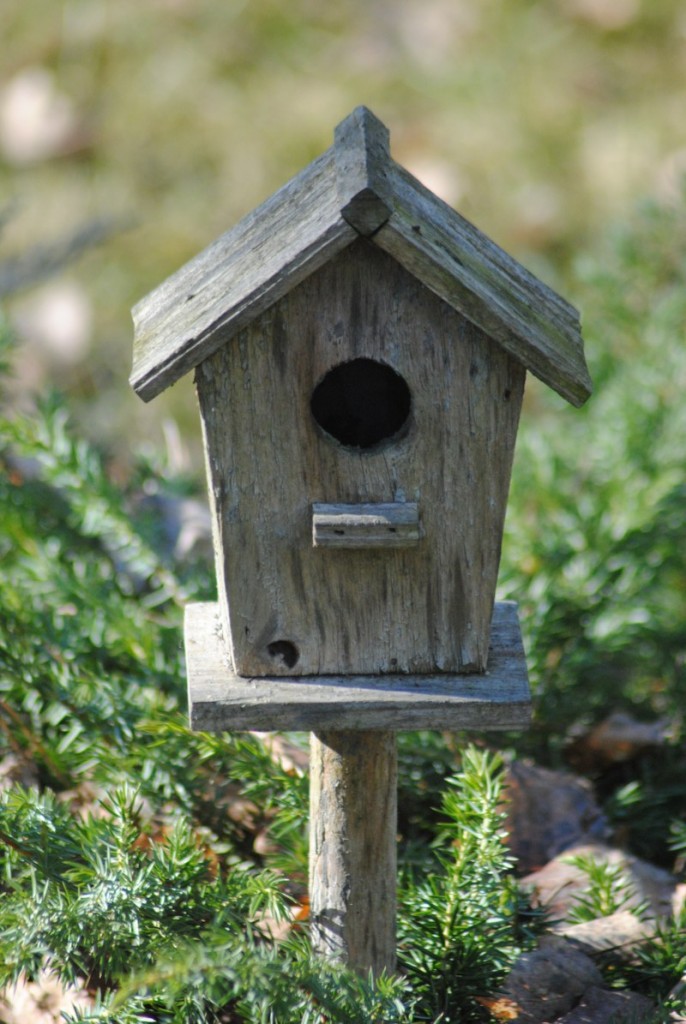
[
  {"x1": 310, "y1": 358, "x2": 412, "y2": 451},
  {"x1": 266, "y1": 640, "x2": 299, "y2": 669}
]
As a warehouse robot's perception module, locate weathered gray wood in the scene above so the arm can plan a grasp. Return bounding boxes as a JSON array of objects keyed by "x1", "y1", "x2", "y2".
[
  {"x1": 310, "y1": 730, "x2": 397, "y2": 975},
  {"x1": 312, "y1": 502, "x2": 420, "y2": 549},
  {"x1": 334, "y1": 106, "x2": 392, "y2": 236},
  {"x1": 197, "y1": 241, "x2": 525, "y2": 677},
  {"x1": 374, "y1": 160, "x2": 592, "y2": 407},
  {"x1": 131, "y1": 150, "x2": 356, "y2": 401},
  {"x1": 184, "y1": 600, "x2": 531, "y2": 732},
  {"x1": 131, "y1": 106, "x2": 591, "y2": 407}
]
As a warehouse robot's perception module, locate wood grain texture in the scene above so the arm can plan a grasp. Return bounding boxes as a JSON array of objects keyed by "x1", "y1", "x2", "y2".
[
  {"x1": 184, "y1": 600, "x2": 531, "y2": 732},
  {"x1": 131, "y1": 107, "x2": 591, "y2": 407},
  {"x1": 131, "y1": 149, "x2": 356, "y2": 401},
  {"x1": 312, "y1": 502, "x2": 420, "y2": 549},
  {"x1": 374, "y1": 160, "x2": 592, "y2": 407},
  {"x1": 197, "y1": 240, "x2": 525, "y2": 677},
  {"x1": 310, "y1": 730, "x2": 397, "y2": 975},
  {"x1": 334, "y1": 106, "x2": 392, "y2": 236}
]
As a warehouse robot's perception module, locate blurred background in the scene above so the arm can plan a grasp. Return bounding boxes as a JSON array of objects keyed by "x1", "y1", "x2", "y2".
[{"x1": 1, "y1": 0, "x2": 685, "y2": 469}]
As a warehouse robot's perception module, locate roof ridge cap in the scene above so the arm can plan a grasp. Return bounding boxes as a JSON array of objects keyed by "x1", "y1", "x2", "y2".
[{"x1": 334, "y1": 106, "x2": 393, "y2": 236}]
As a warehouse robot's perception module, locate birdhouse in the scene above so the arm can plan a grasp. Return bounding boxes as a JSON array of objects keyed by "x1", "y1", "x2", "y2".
[{"x1": 131, "y1": 107, "x2": 591, "y2": 731}]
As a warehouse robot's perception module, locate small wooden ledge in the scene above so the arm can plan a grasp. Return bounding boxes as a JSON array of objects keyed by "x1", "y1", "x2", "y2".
[
  {"x1": 312, "y1": 501, "x2": 420, "y2": 549},
  {"x1": 185, "y1": 601, "x2": 531, "y2": 732}
]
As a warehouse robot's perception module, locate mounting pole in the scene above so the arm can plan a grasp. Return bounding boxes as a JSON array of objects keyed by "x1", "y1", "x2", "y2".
[{"x1": 309, "y1": 729, "x2": 397, "y2": 976}]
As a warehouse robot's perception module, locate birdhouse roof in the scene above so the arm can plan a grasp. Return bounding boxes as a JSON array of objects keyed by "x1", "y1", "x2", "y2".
[{"x1": 131, "y1": 107, "x2": 591, "y2": 406}]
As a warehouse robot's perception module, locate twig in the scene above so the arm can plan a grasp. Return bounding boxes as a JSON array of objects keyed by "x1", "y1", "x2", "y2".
[{"x1": 0, "y1": 214, "x2": 133, "y2": 298}]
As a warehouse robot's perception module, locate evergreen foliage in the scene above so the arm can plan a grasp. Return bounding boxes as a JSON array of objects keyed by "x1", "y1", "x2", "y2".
[
  {"x1": 398, "y1": 748, "x2": 541, "y2": 1023},
  {"x1": 562, "y1": 853, "x2": 646, "y2": 924},
  {"x1": 501, "y1": 195, "x2": 686, "y2": 740},
  {"x1": 1, "y1": 192, "x2": 686, "y2": 1018},
  {"x1": 499, "y1": 194, "x2": 686, "y2": 862}
]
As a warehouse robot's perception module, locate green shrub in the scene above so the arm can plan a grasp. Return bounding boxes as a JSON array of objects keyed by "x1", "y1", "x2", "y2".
[
  {"x1": 497, "y1": 196, "x2": 686, "y2": 876},
  {"x1": 501, "y1": 195, "x2": 686, "y2": 747},
  {"x1": 562, "y1": 853, "x2": 646, "y2": 924},
  {"x1": 398, "y1": 748, "x2": 543, "y2": 1023},
  {"x1": 2, "y1": 188, "x2": 686, "y2": 1018}
]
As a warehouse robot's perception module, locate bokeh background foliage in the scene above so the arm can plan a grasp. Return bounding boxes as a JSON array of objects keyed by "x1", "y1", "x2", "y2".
[{"x1": 1, "y1": 0, "x2": 686, "y2": 451}]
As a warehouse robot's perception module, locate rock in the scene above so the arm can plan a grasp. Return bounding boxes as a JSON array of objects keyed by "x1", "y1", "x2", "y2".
[
  {"x1": 556, "y1": 910, "x2": 654, "y2": 960},
  {"x1": 500, "y1": 935, "x2": 603, "y2": 1023},
  {"x1": 521, "y1": 842, "x2": 678, "y2": 923},
  {"x1": 0, "y1": 972, "x2": 91, "y2": 1024},
  {"x1": 504, "y1": 760, "x2": 610, "y2": 873},
  {"x1": 665, "y1": 975, "x2": 686, "y2": 1020},
  {"x1": 0, "y1": 753, "x2": 39, "y2": 791},
  {"x1": 253, "y1": 732, "x2": 309, "y2": 774},
  {"x1": 562, "y1": 0, "x2": 640, "y2": 32},
  {"x1": 134, "y1": 492, "x2": 213, "y2": 563},
  {"x1": 565, "y1": 712, "x2": 670, "y2": 773},
  {"x1": 12, "y1": 281, "x2": 92, "y2": 368},
  {"x1": 553, "y1": 984, "x2": 653, "y2": 1024},
  {"x1": 0, "y1": 67, "x2": 89, "y2": 165}
]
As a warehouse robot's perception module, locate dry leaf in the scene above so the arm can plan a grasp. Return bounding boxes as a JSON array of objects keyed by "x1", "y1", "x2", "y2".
[{"x1": 475, "y1": 995, "x2": 521, "y2": 1020}]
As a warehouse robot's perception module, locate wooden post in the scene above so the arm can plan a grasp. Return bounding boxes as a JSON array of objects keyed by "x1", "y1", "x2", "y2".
[{"x1": 309, "y1": 730, "x2": 397, "y2": 976}]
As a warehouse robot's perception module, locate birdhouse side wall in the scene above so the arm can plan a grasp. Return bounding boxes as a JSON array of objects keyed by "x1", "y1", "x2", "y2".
[{"x1": 196, "y1": 241, "x2": 525, "y2": 677}]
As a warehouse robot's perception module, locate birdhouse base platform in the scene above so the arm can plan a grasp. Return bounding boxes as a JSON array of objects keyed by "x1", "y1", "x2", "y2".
[{"x1": 185, "y1": 601, "x2": 531, "y2": 732}]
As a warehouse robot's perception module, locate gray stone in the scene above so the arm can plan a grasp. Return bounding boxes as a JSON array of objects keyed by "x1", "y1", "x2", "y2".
[
  {"x1": 553, "y1": 984, "x2": 653, "y2": 1024},
  {"x1": 501, "y1": 935, "x2": 603, "y2": 1023}
]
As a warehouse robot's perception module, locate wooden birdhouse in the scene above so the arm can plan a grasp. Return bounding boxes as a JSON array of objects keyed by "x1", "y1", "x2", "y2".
[{"x1": 131, "y1": 107, "x2": 591, "y2": 732}]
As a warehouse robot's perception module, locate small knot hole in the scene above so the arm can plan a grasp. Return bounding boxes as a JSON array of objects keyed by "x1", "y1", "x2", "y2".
[{"x1": 266, "y1": 640, "x2": 299, "y2": 669}]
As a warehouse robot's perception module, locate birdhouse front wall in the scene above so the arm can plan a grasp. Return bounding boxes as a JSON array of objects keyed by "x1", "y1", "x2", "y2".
[{"x1": 195, "y1": 240, "x2": 525, "y2": 678}]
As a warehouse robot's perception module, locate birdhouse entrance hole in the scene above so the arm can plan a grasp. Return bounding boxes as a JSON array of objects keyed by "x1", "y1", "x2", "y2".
[{"x1": 310, "y1": 358, "x2": 411, "y2": 451}]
